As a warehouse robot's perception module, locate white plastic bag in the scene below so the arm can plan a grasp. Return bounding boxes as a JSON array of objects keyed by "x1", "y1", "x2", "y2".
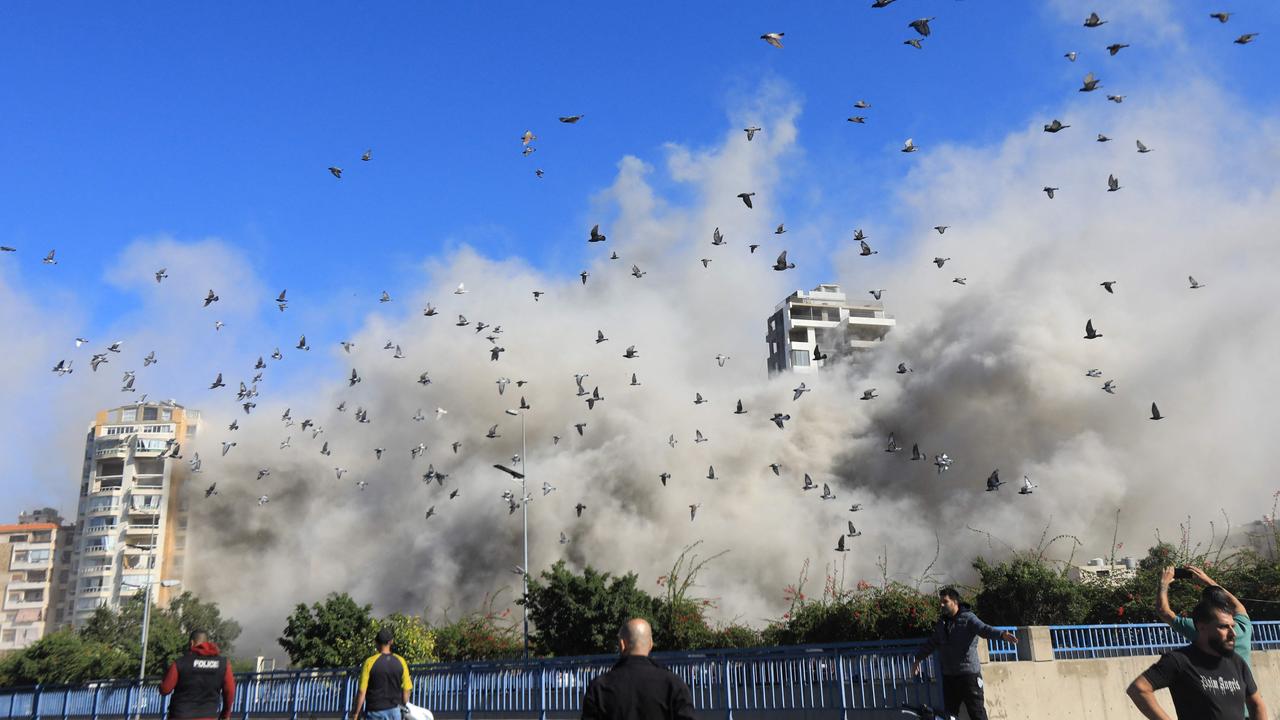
[{"x1": 401, "y1": 703, "x2": 434, "y2": 720}]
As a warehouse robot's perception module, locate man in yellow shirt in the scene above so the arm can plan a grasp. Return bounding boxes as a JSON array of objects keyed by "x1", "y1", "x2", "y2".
[{"x1": 353, "y1": 629, "x2": 413, "y2": 720}]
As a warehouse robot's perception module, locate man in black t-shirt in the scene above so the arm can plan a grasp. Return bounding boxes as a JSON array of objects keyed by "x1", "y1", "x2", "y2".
[
  {"x1": 582, "y1": 618, "x2": 696, "y2": 720},
  {"x1": 1127, "y1": 598, "x2": 1267, "y2": 720}
]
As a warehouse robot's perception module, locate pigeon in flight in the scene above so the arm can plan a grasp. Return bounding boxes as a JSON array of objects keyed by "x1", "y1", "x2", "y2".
[
  {"x1": 521, "y1": 130, "x2": 536, "y2": 145},
  {"x1": 1210, "y1": 12, "x2": 1231, "y2": 23},
  {"x1": 1044, "y1": 186, "x2": 1059, "y2": 199},
  {"x1": 1136, "y1": 140, "x2": 1153, "y2": 153},
  {"x1": 694, "y1": 393, "x2": 708, "y2": 405},
  {"x1": 773, "y1": 251, "x2": 795, "y2": 271},
  {"x1": 847, "y1": 521, "x2": 862, "y2": 537},
  {"x1": 695, "y1": 429, "x2": 708, "y2": 444},
  {"x1": 349, "y1": 368, "x2": 362, "y2": 386},
  {"x1": 580, "y1": 271, "x2": 590, "y2": 285},
  {"x1": 802, "y1": 474, "x2": 816, "y2": 491},
  {"x1": 1084, "y1": 319, "x2": 1102, "y2": 339},
  {"x1": 51, "y1": 360, "x2": 73, "y2": 376},
  {"x1": 486, "y1": 424, "x2": 501, "y2": 439},
  {"x1": 689, "y1": 504, "x2": 701, "y2": 521},
  {"x1": 1019, "y1": 476, "x2": 1037, "y2": 495},
  {"x1": 209, "y1": 373, "x2": 225, "y2": 389},
  {"x1": 1086, "y1": 369, "x2": 1103, "y2": 377},
  {"x1": 328, "y1": 166, "x2": 342, "y2": 178},
  {"x1": 869, "y1": 289, "x2": 884, "y2": 300},
  {"x1": 1107, "y1": 43, "x2": 1130, "y2": 56},
  {"x1": 574, "y1": 422, "x2": 587, "y2": 436},
  {"x1": 860, "y1": 389, "x2": 878, "y2": 400},
  {"x1": 1109, "y1": 174, "x2": 1123, "y2": 192},
  {"x1": 1101, "y1": 281, "x2": 1117, "y2": 294},
  {"x1": 221, "y1": 441, "x2": 237, "y2": 457},
  {"x1": 623, "y1": 345, "x2": 639, "y2": 359},
  {"x1": 849, "y1": 115, "x2": 867, "y2": 123},
  {"x1": 1107, "y1": 95, "x2": 1125, "y2": 103},
  {"x1": 737, "y1": 192, "x2": 755, "y2": 209},
  {"x1": 559, "y1": 115, "x2": 584, "y2": 124},
  {"x1": 575, "y1": 503, "x2": 586, "y2": 517},
  {"x1": 1188, "y1": 276, "x2": 1205, "y2": 289},
  {"x1": 897, "y1": 362, "x2": 912, "y2": 374},
  {"x1": 933, "y1": 257, "x2": 951, "y2": 268},
  {"x1": 1044, "y1": 119, "x2": 1070, "y2": 133},
  {"x1": 42, "y1": 250, "x2": 57, "y2": 265},
  {"x1": 1234, "y1": 33, "x2": 1259, "y2": 45},
  {"x1": 257, "y1": 495, "x2": 270, "y2": 506},
  {"x1": 744, "y1": 126, "x2": 761, "y2": 141},
  {"x1": 424, "y1": 506, "x2": 436, "y2": 520},
  {"x1": 630, "y1": 264, "x2": 646, "y2": 279},
  {"x1": 712, "y1": 227, "x2": 726, "y2": 245},
  {"x1": 769, "y1": 463, "x2": 781, "y2": 475},
  {"x1": 793, "y1": 383, "x2": 810, "y2": 401},
  {"x1": 659, "y1": 472, "x2": 671, "y2": 487},
  {"x1": 203, "y1": 289, "x2": 219, "y2": 306},
  {"x1": 706, "y1": 466, "x2": 717, "y2": 480},
  {"x1": 835, "y1": 536, "x2": 850, "y2": 553},
  {"x1": 986, "y1": 470, "x2": 1004, "y2": 492},
  {"x1": 1097, "y1": 134, "x2": 1111, "y2": 142},
  {"x1": 770, "y1": 413, "x2": 790, "y2": 429},
  {"x1": 1150, "y1": 402, "x2": 1164, "y2": 420},
  {"x1": 760, "y1": 32, "x2": 784, "y2": 48},
  {"x1": 1080, "y1": 72, "x2": 1102, "y2": 92},
  {"x1": 934, "y1": 453, "x2": 953, "y2": 474},
  {"x1": 1065, "y1": 51, "x2": 1077, "y2": 62},
  {"x1": 820, "y1": 483, "x2": 836, "y2": 500},
  {"x1": 1102, "y1": 380, "x2": 1117, "y2": 394},
  {"x1": 901, "y1": 138, "x2": 918, "y2": 153},
  {"x1": 908, "y1": 17, "x2": 934, "y2": 36},
  {"x1": 630, "y1": 373, "x2": 641, "y2": 386},
  {"x1": 734, "y1": 399, "x2": 747, "y2": 415},
  {"x1": 859, "y1": 239, "x2": 878, "y2": 256},
  {"x1": 903, "y1": 38, "x2": 923, "y2": 49},
  {"x1": 296, "y1": 335, "x2": 310, "y2": 350},
  {"x1": 667, "y1": 434, "x2": 676, "y2": 448},
  {"x1": 153, "y1": 268, "x2": 168, "y2": 283},
  {"x1": 910, "y1": 444, "x2": 925, "y2": 461},
  {"x1": 424, "y1": 304, "x2": 438, "y2": 316},
  {"x1": 1083, "y1": 12, "x2": 1107, "y2": 28},
  {"x1": 715, "y1": 354, "x2": 730, "y2": 367},
  {"x1": 886, "y1": 434, "x2": 900, "y2": 453},
  {"x1": 585, "y1": 386, "x2": 604, "y2": 409},
  {"x1": 588, "y1": 224, "x2": 607, "y2": 243}
]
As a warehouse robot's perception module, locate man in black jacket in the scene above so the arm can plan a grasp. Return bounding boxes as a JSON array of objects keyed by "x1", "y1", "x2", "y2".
[
  {"x1": 912, "y1": 588, "x2": 1016, "y2": 720},
  {"x1": 581, "y1": 618, "x2": 696, "y2": 720},
  {"x1": 159, "y1": 630, "x2": 235, "y2": 720}
]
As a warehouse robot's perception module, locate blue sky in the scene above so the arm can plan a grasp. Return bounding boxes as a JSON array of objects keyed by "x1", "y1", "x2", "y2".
[{"x1": 3, "y1": 0, "x2": 1273, "y2": 323}]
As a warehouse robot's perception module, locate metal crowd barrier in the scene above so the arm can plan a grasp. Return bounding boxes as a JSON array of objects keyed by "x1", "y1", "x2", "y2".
[
  {"x1": 1041, "y1": 620, "x2": 1278, "y2": 660},
  {"x1": 0, "y1": 639, "x2": 940, "y2": 720}
]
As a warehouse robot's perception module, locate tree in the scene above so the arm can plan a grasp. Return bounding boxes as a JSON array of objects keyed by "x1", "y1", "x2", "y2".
[
  {"x1": 973, "y1": 556, "x2": 1086, "y2": 625},
  {"x1": 523, "y1": 561, "x2": 655, "y2": 656},
  {"x1": 78, "y1": 592, "x2": 241, "y2": 677},
  {"x1": 378, "y1": 614, "x2": 437, "y2": 664},
  {"x1": 278, "y1": 593, "x2": 377, "y2": 668},
  {"x1": 428, "y1": 592, "x2": 523, "y2": 662},
  {"x1": 0, "y1": 629, "x2": 132, "y2": 685}
]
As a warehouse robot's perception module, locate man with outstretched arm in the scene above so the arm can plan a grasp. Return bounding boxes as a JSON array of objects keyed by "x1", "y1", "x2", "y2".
[
  {"x1": 1156, "y1": 565, "x2": 1252, "y2": 671},
  {"x1": 911, "y1": 588, "x2": 1016, "y2": 720},
  {"x1": 1128, "y1": 597, "x2": 1266, "y2": 719}
]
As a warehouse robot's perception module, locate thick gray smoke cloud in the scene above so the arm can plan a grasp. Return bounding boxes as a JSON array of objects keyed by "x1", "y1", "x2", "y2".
[{"x1": 3, "y1": 69, "x2": 1279, "y2": 660}]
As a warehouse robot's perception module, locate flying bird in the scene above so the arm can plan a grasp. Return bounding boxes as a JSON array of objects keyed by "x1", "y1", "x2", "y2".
[
  {"x1": 1188, "y1": 275, "x2": 1205, "y2": 289},
  {"x1": 1234, "y1": 33, "x2": 1259, "y2": 45},
  {"x1": 760, "y1": 32, "x2": 784, "y2": 48},
  {"x1": 869, "y1": 289, "x2": 884, "y2": 300},
  {"x1": 521, "y1": 130, "x2": 536, "y2": 145},
  {"x1": 1136, "y1": 140, "x2": 1153, "y2": 154},
  {"x1": 744, "y1": 126, "x2": 761, "y2": 141},
  {"x1": 1150, "y1": 402, "x2": 1164, "y2": 420},
  {"x1": 737, "y1": 192, "x2": 755, "y2": 208},
  {"x1": 1043, "y1": 186, "x2": 1059, "y2": 199},
  {"x1": 933, "y1": 257, "x2": 951, "y2": 268},
  {"x1": 793, "y1": 383, "x2": 809, "y2": 401},
  {"x1": 986, "y1": 470, "x2": 1005, "y2": 492},
  {"x1": 770, "y1": 413, "x2": 790, "y2": 429},
  {"x1": 1102, "y1": 380, "x2": 1117, "y2": 394},
  {"x1": 203, "y1": 289, "x2": 219, "y2": 306},
  {"x1": 328, "y1": 167, "x2": 342, "y2": 178},
  {"x1": 1044, "y1": 119, "x2": 1070, "y2": 133},
  {"x1": 847, "y1": 116, "x2": 866, "y2": 124},
  {"x1": 1107, "y1": 174, "x2": 1121, "y2": 192},
  {"x1": 1210, "y1": 12, "x2": 1231, "y2": 23},
  {"x1": 1107, "y1": 43, "x2": 1130, "y2": 56},
  {"x1": 846, "y1": 522, "x2": 861, "y2": 537},
  {"x1": 589, "y1": 224, "x2": 607, "y2": 243},
  {"x1": 1101, "y1": 281, "x2": 1117, "y2": 294},
  {"x1": 1083, "y1": 12, "x2": 1107, "y2": 28},
  {"x1": 559, "y1": 115, "x2": 584, "y2": 124},
  {"x1": 706, "y1": 466, "x2": 717, "y2": 480},
  {"x1": 1107, "y1": 94, "x2": 1125, "y2": 103},
  {"x1": 689, "y1": 504, "x2": 701, "y2": 521},
  {"x1": 897, "y1": 362, "x2": 912, "y2": 374},
  {"x1": 1019, "y1": 476, "x2": 1037, "y2": 495},
  {"x1": 860, "y1": 389, "x2": 878, "y2": 400},
  {"x1": 901, "y1": 138, "x2": 918, "y2": 153},
  {"x1": 773, "y1": 251, "x2": 795, "y2": 271},
  {"x1": 1097, "y1": 134, "x2": 1111, "y2": 142},
  {"x1": 908, "y1": 17, "x2": 935, "y2": 36},
  {"x1": 1084, "y1": 319, "x2": 1102, "y2": 339},
  {"x1": 775, "y1": 223, "x2": 786, "y2": 234},
  {"x1": 1065, "y1": 51, "x2": 1077, "y2": 62},
  {"x1": 859, "y1": 239, "x2": 878, "y2": 256},
  {"x1": 903, "y1": 38, "x2": 923, "y2": 49},
  {"x1": 1080, "y1": 72, "x2": 1101, "y2": 92},
  {"x1": 42, "y1": 250, "x2": 57, "y2": 265},
  {"x1": 835, "y1": 536, "x2": 850, "y2": 553}
]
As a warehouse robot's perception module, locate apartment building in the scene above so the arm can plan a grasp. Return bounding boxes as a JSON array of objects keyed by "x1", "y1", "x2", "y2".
[
  {"x1": 68, "y1": 402, "x2": 198, "y2": 627},
  {"x1": 0, "y1": 511, "x2": 74, "y2": 651},
  {"x1": 766, "y1": 284, "x2": 896, "y2": 374}
]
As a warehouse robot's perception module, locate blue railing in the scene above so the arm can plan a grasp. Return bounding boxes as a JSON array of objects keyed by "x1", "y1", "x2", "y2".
[
  {"x1": 986, "y1": 620, "x2": 1280, "y2": 661},
  {"x1": 985, "y1": 626, "x2": 1019, "y2": 662},
  {"x1": 0, "y1": 639, "x2": 941, "y2": 720}
]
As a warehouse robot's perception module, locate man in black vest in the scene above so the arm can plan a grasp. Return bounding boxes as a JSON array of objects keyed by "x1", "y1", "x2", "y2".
[
  {"x1": 581, "y1": 618, "x2": 696, "y2": 720},
  {"x1": 160, "y1": 630, "x2": 236, "y2": 720}
]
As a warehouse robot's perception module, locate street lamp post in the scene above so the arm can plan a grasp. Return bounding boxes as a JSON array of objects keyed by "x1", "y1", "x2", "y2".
[
  {"x1": 504, "y1": 409, "x2": 530, "y2": 660},
  {"x1": 124, "y1": 540, "x2": 180, "y2": 720}
]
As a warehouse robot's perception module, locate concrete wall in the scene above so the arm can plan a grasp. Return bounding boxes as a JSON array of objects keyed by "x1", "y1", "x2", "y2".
[{"x1": 983, "y1": 649, "x2": 1277, "y2": 720}]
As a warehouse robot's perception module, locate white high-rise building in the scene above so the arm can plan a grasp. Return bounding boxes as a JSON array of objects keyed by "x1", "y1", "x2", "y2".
[
  {"x1": 67, "y1": 402, "x2": 199, "y2": 626},
  {"x1": 766, "y1": 284, "x2": 896, "y2": 374}
]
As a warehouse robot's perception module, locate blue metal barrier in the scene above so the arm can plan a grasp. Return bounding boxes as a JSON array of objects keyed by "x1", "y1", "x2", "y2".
[
  {"x1": 1048, "y1": 620, "x2": 1280, "y2": 660},
  {"x1": 0, "y1": 641, "x2": 940, "y2": 720},
  {"x1": 984, "y1": 626, "x2": 1018, "y2": 662}
]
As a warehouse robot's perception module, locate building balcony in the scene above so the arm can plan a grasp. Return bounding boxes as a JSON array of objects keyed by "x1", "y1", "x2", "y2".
[
  {"x1": 84, "y1": 524, "x2": 118, "y2": 537},
  {"x1": 78, "y1": 585, "x2": 110, "y2": 597},
  {"x1": 3, "y1": 598, "x2": 47, "y2": 611},
  {"x1": 6, "y1": 580, "x2": 49, "y2": 592},
  {"x1": 133, "y1": 474, "x2": 165, "y2": 488},
  {"x1": 133, "y1": 446, "x2": 166, "y2": 458},
  {"x1": 94, "y1": 446, "x2": 129, "y2": 459},
  {"x1": 7, "y1": 560, "x2": 50, "y2": 571},
  {"x1": 127, "y1": 503, "x2": 161, "y2": 515},
  {"x1": 87, "y1": 503, "x2": 120, "y2": 516},
  {"x1": 80, "y1": 564, "x2": 114, "y2": 576},
  {"x1": 83, "y1": 544, "x2": 115, "y2": 556},
  {"x1": 847, "y1": 316, "x2": 896, "y2": 327}
]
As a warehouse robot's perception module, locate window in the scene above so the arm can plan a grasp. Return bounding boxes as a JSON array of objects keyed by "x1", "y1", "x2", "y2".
[
  {"x1": 134, "y1": 458, "x2": 165, "y2": 475},
  {"x1": 142, "y1": 407, "x2": 158, "y2": 421},
  {"x1": 161, "y1": 408, "x2": 172, "y2": 421},
  {"x1": 135, "y1": 438, "x2": 168, "y2": 452},
  {"x1": 88, "y1": 517, "x2": 116, "y2": 530},
  {"x1": 789, "y1": 328, "x2": 808, "y2": 343},
  {"x1": 31, "y1": 532, "x2": 51, "y2": 543},
  {"x1": 98, "y1": 459, "x2": 124, "y2": 476},
  {"x1": 791, "y1": 350, "x2": 811, "y2": 367},
  {"x1": 142, "y1": 425, "x2": 172, "y2": 433},
  {"x1": 120, "y1": 409, "x2": 137, "y2": 422},
  {"x1": 8, "y1": 535, "x2": 27, "y2": 544},
  {"x1": 103, "y1": 425, "x2": 136, "y2": 436}
]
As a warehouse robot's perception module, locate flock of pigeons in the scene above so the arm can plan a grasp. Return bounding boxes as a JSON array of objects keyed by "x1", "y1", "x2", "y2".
[{"x1": 12, "y1": 7, "x2": 1259, "y2": 562}]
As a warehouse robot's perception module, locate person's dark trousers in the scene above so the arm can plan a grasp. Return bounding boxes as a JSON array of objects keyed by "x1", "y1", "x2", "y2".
[{"x1": 941, "y1": 673, "x2": 988, "y2": 720}]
